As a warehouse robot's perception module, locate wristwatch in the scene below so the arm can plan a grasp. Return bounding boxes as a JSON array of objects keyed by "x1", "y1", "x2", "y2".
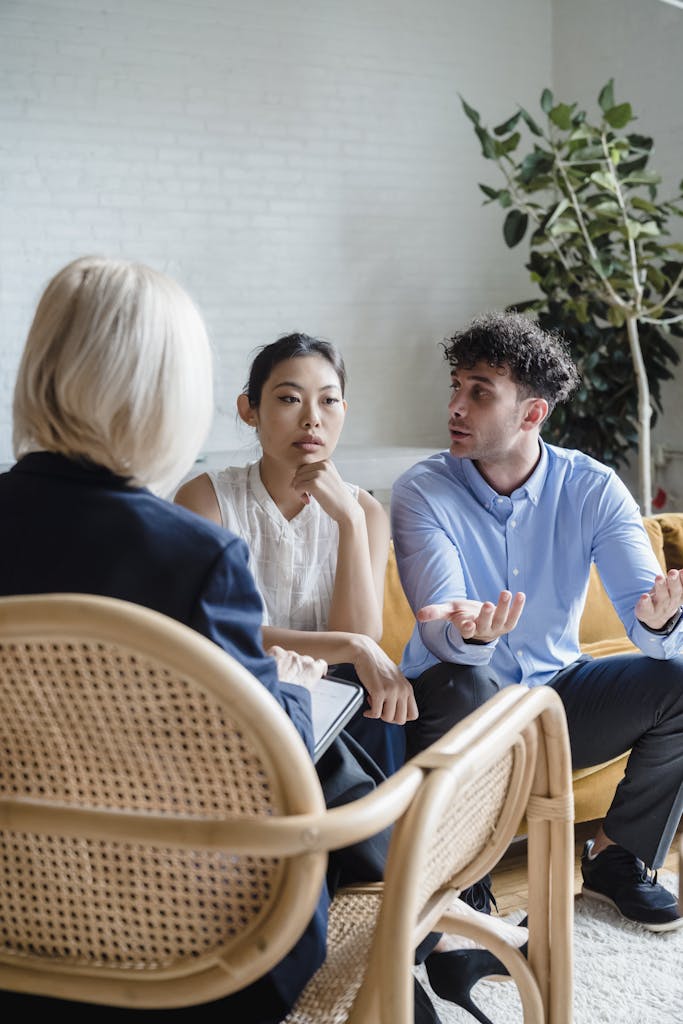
[{"x1": 641, "y1": 608, "x2": 683, "y2": 636}]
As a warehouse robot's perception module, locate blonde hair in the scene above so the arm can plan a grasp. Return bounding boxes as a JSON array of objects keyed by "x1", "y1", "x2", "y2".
[{"x1": 13, "y1": 256, "x2": 213, "y2": 496}]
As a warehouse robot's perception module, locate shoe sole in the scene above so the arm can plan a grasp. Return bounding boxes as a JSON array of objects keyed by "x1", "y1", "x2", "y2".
[{"x1": 581, "y1": 884, "x2": 683, "y2": 932}]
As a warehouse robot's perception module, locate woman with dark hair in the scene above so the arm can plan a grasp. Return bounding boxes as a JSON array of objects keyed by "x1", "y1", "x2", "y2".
[{"x1": 175, "y1": 332, "x2": 415, "y2": 775}]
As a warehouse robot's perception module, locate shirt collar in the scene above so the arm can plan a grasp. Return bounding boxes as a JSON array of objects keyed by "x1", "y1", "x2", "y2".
[
  {"x1": 10, "y1": 450, "x2": 136, "y2": 489},
  {"x1": 459, "y1": 439, "x2": 549, "y2": 511}
]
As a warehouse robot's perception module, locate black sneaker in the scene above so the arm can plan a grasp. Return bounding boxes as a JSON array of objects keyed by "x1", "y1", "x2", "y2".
[{"x1": 581, "y1": 840, "x2": 682, "y2": 932}]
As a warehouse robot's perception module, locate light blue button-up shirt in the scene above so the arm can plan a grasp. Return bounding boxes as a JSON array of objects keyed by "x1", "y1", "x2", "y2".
[{"x1": 391, "y1": 442, "x2": 683, "y2": 685}]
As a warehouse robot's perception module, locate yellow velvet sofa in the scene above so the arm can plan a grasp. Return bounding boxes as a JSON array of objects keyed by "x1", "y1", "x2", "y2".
[{"x1": 381, "y1": 512, "x2": 683, "y2": 825}]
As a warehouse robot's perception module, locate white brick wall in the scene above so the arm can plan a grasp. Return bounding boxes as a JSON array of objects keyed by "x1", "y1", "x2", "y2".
[
  {"x1": 553, "y1": 0, "x2": 683, "y2": 506},
  {"x1": 0, "y1": 0, "x2": 551, "y2": 469},
  {"x1": 3, "y1": 0, "x2": 680, "y2": 491}
]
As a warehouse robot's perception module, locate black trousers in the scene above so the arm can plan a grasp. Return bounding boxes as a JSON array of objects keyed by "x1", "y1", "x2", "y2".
[{"x1": 405, "y1": 654, "x2": 683, "y2": 869}]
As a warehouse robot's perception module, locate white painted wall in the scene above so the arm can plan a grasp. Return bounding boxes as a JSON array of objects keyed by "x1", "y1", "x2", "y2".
[
  {"x1": 552, "y1": 0, "x2": 683, "y2": 506},
  {"x1": 1, "y1": 0, "x2": 551, "y2": 469}
]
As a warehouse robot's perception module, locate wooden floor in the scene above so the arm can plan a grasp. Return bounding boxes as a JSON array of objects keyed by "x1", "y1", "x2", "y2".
[{"x1": 491, "y1": 820, "x2": 682, "y2": 916}]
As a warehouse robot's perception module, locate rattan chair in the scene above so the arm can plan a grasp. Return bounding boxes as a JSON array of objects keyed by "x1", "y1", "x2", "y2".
[
  {"x1": 0, "y1": 593, "x2": 574, "y2": 1023},
  {"x1": 285, "y1": 683, "x2": 575, "y2": 1024}
]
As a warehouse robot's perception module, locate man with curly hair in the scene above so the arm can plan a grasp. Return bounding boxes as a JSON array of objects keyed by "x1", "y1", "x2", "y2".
[{"x1": 392, "y1": 311, "x2": 683, "y2": 933}]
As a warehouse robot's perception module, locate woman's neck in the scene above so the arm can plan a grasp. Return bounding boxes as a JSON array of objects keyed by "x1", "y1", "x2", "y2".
[{"x1": 258, "y1": 455, "x2": 308, "y2": 521}]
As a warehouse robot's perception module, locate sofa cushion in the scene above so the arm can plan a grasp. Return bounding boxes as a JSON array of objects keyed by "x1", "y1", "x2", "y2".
[
  {"x1": 577, "y1": 517, "x2": 666, "y2": 647},
  {"x1": 381, "y1": 541, "x2": 414, "y2": 665},
  {"x1": 655, "y1": 512, "x2": 683, "y2": 573}
]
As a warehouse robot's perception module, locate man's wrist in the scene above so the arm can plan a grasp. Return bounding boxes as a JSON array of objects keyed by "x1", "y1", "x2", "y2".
[{"x1": 640, "y1": 609, "x2": 682, "y2": 636}]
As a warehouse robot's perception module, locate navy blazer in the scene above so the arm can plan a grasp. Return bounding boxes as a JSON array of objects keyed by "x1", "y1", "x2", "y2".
[
  {"x1": 0, "y1": 451, "x2": 324, "y2": 1020},
  {"x1": 0, "y1": 451, "x2": 313, "y2": 747}
]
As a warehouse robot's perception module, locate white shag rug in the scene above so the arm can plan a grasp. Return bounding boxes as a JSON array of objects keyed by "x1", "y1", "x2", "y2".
[{"x1": 416, "y1": 871, "x2": 682, "y2": 1024}]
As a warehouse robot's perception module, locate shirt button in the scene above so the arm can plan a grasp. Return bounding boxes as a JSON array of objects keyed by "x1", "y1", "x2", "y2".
[
  {"x1": 512, "y1": 568, "x2": 519, "y2": 576},
  {"x1": 516, "y1": 649, "x2": 523, "y2": 656},
  {"x1": 511, "y1": 520, "x2": 517, "y2": 527}
]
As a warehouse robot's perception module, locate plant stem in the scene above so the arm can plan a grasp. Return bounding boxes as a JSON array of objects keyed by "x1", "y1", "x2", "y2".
[
  {"x1": 641, "y1": 312, "x2": 683, "y2": 326},
  {"x1": 601, "y1": 132, "x2": 643, "y2": 313},
  {"x1": 625, "y1": 314, "x2": 652, "y2": 514},
  {"x1": 554, "y1": 137, "x2": 626, "y2": 311}
]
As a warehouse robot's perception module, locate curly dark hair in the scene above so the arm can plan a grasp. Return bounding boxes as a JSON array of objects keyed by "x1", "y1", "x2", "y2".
[{"x1": 443, "y1": 311, "x2": 581, "y2": 413}]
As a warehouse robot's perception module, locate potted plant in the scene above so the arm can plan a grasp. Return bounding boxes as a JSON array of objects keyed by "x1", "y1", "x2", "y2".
[{"x1": 461, "y1": 80, "x2": 683, "y2": 513}]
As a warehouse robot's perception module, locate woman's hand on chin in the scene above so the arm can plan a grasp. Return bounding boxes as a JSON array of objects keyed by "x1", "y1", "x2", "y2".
[{"x1": 290, "y1": 459, "x2": 362, "y2": 525}]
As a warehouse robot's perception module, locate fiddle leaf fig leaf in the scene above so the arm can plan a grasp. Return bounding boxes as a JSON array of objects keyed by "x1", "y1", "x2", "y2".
[
  {"x1": 549, "y1": 103, "x2": 574, "y2": 130},
  {"x1": 568, "y1": 144, "x2": 605, "y2": 163},
  {"x1": 604, "y1": 103, "x2": 633, "y2": 129},
  {"x1": 519, "y1": 106, "x2": 543, "y2": 136},
  {"x1": 474, "y1": 124, "x2": 497, "y2": 159},
  {"x1": 459, "y1": 95, "x2": 481, "y2": 125},
  {"x1": 493, "y1": 112, "x2": 521, "y2": 136},
  {"x1": 549, "y1": 217, "x2": 580, "y2": 236},
  {"x1": 622, "y1": 170, "x2": 661, "y2": 186},
  {"x1": 589, "y1": 199, "x2": 620, "y2": 216},
  {"x1": 540, "y1": 88, "x2": 554, "y2": 114},
  {"x1": 630, "y1": 196, "x2": 660, "y2": 216},
  {"x1": 499, "y1": 131, "x2": 521, "y2": 155},
  {"x1": 503, "y1": 209, "x2": 528, "y2": 247},
  {"x1": 545, "y1": 197, "x2": 570, "y2": 229},
  {"x1": 590, "y1": 170, "x2": 617, "y2": 193},
  {"x1": 598, "y1": 79, "x2": 615, "y2": 112},
  {"x1": 518, "y1": 148, "x2": 554, "y2": 183},
  {"x1": 646, "y1": 265, "x2": 667, "y2": 291},
  {"x1": 479, "y1": 183, "x2": 501, "y2": 201},
  {"x1": 627, "y1": 133, "x2": 653, "y2": 152}
]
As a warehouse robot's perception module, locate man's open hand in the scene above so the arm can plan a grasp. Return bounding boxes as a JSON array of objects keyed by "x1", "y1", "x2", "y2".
[
  {"x1": 635, "y1": 569, "x2": 683, "y2": 631},
  {"x1": 417, "y1": 590, "x2": 526, "y2": 643}
]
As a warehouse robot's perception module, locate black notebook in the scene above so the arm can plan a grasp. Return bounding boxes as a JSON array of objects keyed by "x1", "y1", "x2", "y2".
[{"x1": 310, "y1": 675, "x2": 364, "y2": 762}]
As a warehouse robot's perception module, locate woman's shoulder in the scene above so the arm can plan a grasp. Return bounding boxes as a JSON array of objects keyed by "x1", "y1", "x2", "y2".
[
  {"x1": 209, "y1": 462, "x2": 258, "y2": 501},
  {"x1": 211, "y1": 462, "x2": 251, "y2": 485}
]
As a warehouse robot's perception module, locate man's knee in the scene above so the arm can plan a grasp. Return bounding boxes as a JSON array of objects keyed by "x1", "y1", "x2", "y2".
[
  {"x1": 413, "y1": 661, "x2": 502, "y2": 715},
  {"x1": 406, "y1": 662, "x2": 503, "y2": 757}
]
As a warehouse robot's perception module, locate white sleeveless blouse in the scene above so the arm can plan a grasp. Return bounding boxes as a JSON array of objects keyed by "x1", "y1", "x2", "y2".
[{"x1": 208, "y1": 462, "x2": 360, "y2": 630}]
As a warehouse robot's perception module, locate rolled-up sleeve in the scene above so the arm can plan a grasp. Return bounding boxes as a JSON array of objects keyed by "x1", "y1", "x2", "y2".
[{"x1": 592, "y1": 474, "x2": 683, "y2": 661}]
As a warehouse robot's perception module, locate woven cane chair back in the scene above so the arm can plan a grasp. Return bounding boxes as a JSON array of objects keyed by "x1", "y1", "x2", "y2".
[
  {"x1": 0, "y1": 593, "x2": 326, "y2": 1009},
  {"x1": 343, "y1": 686, "x2": 573, "y2": 1024},
  {"x1": 284, "y1": 686, "x2": 573, "y2": 1024}
]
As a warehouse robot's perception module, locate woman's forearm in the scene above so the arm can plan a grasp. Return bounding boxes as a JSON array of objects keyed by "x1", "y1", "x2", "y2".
[
  {"x1": 327, "y1": 511, "x2": 384, "y2": 640},
  {"x1": 262, "y1": 626, "x2": 362, "y2": 666}
]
